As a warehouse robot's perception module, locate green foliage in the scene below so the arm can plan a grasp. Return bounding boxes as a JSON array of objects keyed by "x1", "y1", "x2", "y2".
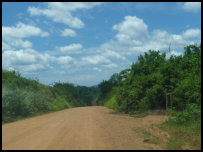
[
  {"x1": 109, "y1": 73, "x2": 119, "y2": 86},
  {"x1": 162, "y1": 103, "x2": 201, "y2": 150},
  {"x1": 165, "y1": 136, "x2": 184, "y2": 150},
  {"x1": 168, "y1": 103, "x2": 201, "y2": 125},
  {"x1": 53, "y1": 82, "x2": 99, "y2": 107},
  {"x1": 98, "y1": 80, "x2": 114, "y2": 100},
  {"x1": 114, "y1": 50, "x2": 168, "y2": 113},
  {"x1": 102, "y1": 88, "x2": 119, "y2": 110},
  {"x1": 2, "y1": 70, "x2": 99, "y2": 123},
  {"x1": 173, "y1": 74, "x2": 201, "y2": 110},
  {"x1": 116, "y1": 86, "x2": 141, "y2": 113},
  {"x1": 49, "y1": 96, "x2": 72, "y2": 111},
  {"x1": 138, "y1": 84, "x2": 165, "y2": 112},
  {"x1": 98, "y1": 44, "x2": 201, "y2": 116}
]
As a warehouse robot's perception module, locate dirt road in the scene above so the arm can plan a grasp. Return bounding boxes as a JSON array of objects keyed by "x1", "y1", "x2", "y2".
[{"x1": 2, "y1": 106, "x2": 168, "y2": 150}]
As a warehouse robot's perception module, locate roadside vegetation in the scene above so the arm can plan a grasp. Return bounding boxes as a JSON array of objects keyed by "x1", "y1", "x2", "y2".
[
  {"x1": 2, "y1": 70, "x2": 99, "y2": 123},
  {"x1": 2, "y1": 44, "x2": 200, "y2": 149},
  {"x1": 160, "y1": 103, "x2": 201, "y2": 150},
  {"x1": 97, "y1": 44, "x2": 201, "y2": 150}
]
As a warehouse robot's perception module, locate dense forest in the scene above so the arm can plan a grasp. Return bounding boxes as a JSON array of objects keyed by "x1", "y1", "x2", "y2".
[
  {"x1": 98, "y1": 44, "x2": 201, "y2": 113},
  {"x1": 2, "y1": 71, "x2": 99, "y2": 123}
]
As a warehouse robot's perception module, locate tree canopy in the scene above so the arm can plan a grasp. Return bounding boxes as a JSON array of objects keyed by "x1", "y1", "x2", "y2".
[{"x1": 98, "y1": 44, "x2": 201, "y2": 114}]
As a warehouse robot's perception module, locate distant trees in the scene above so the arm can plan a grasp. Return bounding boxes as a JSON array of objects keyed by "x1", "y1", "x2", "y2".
[
  {"x1": 53, "y1": 82, "x2": 99, "y2": 107},
  {"x1": 98, "y1": 80, "x2": 113, "y2": 98}
]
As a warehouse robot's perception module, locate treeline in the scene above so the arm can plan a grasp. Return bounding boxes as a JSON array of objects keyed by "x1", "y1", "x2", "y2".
[
  {"x1": 2, "y1": 70, "x2": 99, "y2": 123},
  {"x1": 97, "y1": 44, "x2": 201, "y2": 114}
]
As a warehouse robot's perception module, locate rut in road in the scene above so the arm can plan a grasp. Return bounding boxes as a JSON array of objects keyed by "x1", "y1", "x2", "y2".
[{"x1": 2, "y1": 106, "x2": 168, "y2": 150}]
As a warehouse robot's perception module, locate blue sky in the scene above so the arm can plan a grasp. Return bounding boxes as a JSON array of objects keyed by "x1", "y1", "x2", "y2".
[{"x1": 2, "y1": 2, "x2": 201, "y2": 86}]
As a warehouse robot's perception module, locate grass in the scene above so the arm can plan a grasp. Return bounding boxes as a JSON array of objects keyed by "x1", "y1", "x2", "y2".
[
  {"x1": 142, "y1": 130, "x2": 152, "y2": 137},
  {"x1": 165, "y1": 136, "x2": 184, "y2": 150},
  {"x1": 129, "y1": 109, "x2": 168, "y2": 118},
  {"x1": 159, "y1": 118, "x2": 201, "y2": 150},
  {"x1": 148, "y1": 136, "x2": 160, "y2": 145},
  {"x1": 132, "y1": 109, "x2": 201, "y2": 150},
  {"x1": 138, "y1": 128, "x2": 160, "y2": 145}
]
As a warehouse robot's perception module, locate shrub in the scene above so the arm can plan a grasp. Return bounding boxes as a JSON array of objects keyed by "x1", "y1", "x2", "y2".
[
  {"x1": 174, "y1": 74, "x2": 201, "y2": 110},
  {"x1": 168, "y1": 103, "x2": 201, "y2": 125}
]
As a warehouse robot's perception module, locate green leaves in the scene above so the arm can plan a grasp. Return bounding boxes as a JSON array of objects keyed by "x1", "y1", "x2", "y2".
[
  {"x1": 2, "y1": 70, "x2": 100, "y2": 123},
  {"x1": 99, "y1": 44, "x2": 201, "y2": 115},
  {"x1": 168, "y1": 103, "x2": 201, "y2": 125},
  {"x1": 174, "y1": 74, "x2": 201, "y2": 110},
  {"x1": 53, "y1": 82, "x2": 99, "y2": 107}
]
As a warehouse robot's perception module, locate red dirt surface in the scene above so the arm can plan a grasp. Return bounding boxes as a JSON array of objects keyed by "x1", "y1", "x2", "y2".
[{"x1": 2, "y1": 106, "x2": 168, "y2": 150}]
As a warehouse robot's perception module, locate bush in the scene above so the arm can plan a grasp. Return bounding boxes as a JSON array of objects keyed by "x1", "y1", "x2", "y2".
[
  {"x1": 49, "y1": 96, "x2": 72, "y2": 111},
  {"x1": 168, "y1": 103, "x2": 201, "y2": 125},
  {"x1": 144, "y1": 84, "x2": 165, "y2": 110},
  {"x1": 138, "y1": 97, "x2": 150, "y2": 112},
  {"x1": 2, "y1": 88, "x2": 25, "y2": 122},
  {"x1": 103, "y1": 88, "x2": 119, "y2": 110},
  {"x1": 174, "y1": 74, "x2": 201, "y2": 110}
]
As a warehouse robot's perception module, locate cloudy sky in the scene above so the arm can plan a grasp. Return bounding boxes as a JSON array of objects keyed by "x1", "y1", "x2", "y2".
[{"x1": 2, "y1": 2, "x2": 201, "y2": 86}]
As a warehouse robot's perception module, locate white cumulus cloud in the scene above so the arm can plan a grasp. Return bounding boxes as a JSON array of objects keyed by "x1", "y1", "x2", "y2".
[
  {"x1": 57, "y1": 56, "x2": 74, "y2": 64},
  {"x1": 58, "y1": 43, "x2": 83, "y2": 54},
  {"x1": 2, "y1": 22, "x2": 49, "y2": 39},
  {"x1": 61, "y1": 28, "x2": 77, "y2": 37},
  {"x1": 2, "y1": 49, "x2": 54, "y2": 73},
  {"x1": 93, "y1": 67, "x2": 102, "y2": 72},
  {"x1": 113, "y1": 16, "x2": 149, "y2": 45},
  {"x1": 82, "y1": 55, "x2": 111, "y2": 65},
  {"x1": 105, "y1": 16, "x2": 201, "y2": 56},
  {"x1": 182, "y1": 28, "x2": 201, "y2": 39},
  {"x1": 28, "y1": 2, "x2": 103, "y2": 28},
  {"x1": 166, "y1": 50, "x2": 183, "y2": 59},
  {"x1": 2, "y1": 22, "x2": 49, "y2": 49}
]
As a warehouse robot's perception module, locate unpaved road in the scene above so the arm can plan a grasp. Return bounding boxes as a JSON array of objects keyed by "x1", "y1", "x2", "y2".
[{"x1": 2, "y1": 106, "x2": 168, "y2": 150}]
